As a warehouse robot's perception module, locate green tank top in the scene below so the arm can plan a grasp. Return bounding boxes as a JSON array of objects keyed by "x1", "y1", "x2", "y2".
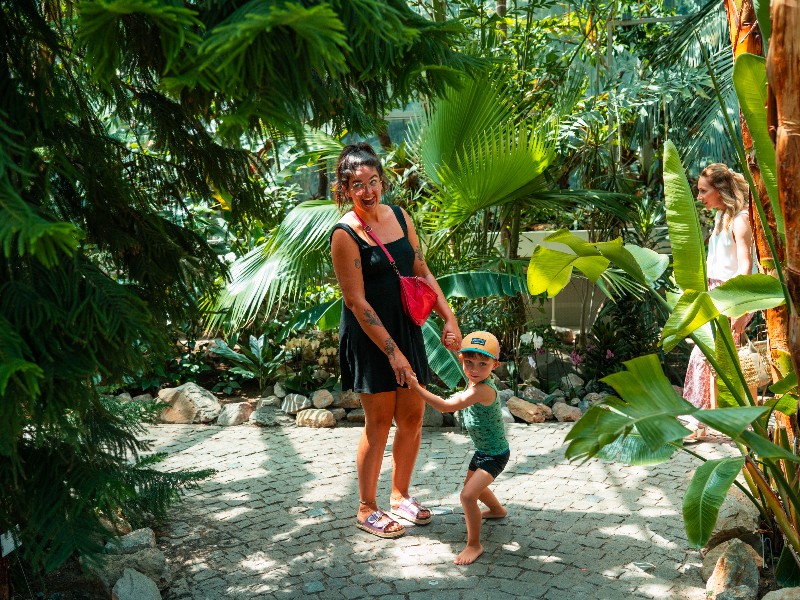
[{"x1": 460, "y1": 378, "x2": 509, "y2": 455}]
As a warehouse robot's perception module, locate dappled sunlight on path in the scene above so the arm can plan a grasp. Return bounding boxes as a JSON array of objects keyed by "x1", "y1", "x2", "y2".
[{"x1": 141, "y1": 422, "x2": 737, "y2": 599}]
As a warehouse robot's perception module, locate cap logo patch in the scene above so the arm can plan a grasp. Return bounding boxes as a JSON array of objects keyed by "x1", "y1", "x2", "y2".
[{"x1": 471, "y1": 337, "x2": 486, "y2": 346}]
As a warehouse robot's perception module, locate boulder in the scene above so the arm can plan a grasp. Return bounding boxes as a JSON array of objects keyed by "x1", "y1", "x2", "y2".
[
  {"x1": 312, "y1": 389, "x2": 334, "y2": 409},
  {"x1": 216, "y1": 402, "x2": 254, "y2": 426},
  {"x1": 131, "y1": 393, "x2": 153, "y2": 404},
  {"x1": 281, "y1": 393, "x2": 312, "y2": 415},
  {"x1": 552, "y1": 402, "x2": 582, "y2": 422},
  {"x1": 517, "y1": 356, "x2": 538, "y2": 383},
  {"x1": 706, "y1": 538, "x2": 759, "y2": 600},
  {"x1": 705, "y1": 487, "x2": 761, "y2": 551},
  {"x1": 158, "y1": 383, "x2": 221, "y2": 424},
  {"x1": 521, "y1": 386, "x2": 547, "y2": 404},
  {"x1": 257, "y1": 395, "x2": 281, "y2": 408},
  {"x1": 296, "y1": 409, "x2": 336, "y2": 428},
  {"x1": 702, "y1": 539, "x2": 762, "y2": 581},
  {"x1": 84, "y1": 548, "x2": 172, "y2": 592},
  {"x1": 496, "y1": 389, "x2": 515, "y2": 404},
  {"x1": 105, "y1": 528, "x2": 155, "y2": 555},
  {"x1": 328, "y1": 407, "x2": 347, "y2": 421},
  {"x1": 249, "y1": 406, "x2": 281, "y2": 427},
  {"x1": 346, "y1": 408, "x2": 366, "y2": 423},
  {"x1": 334, "y1": 389, "x2": 361, "y2": 409},
  {"x1": 762, "y1": 589, "x2": 800, "y2": 600},
  {"x1": 112, "y1": 568, "x2": 161, "y2": 600},
  {"x1": 115, "y1": 392, "x2": 133, "y2": 403},
  {"x1": 500, "y1": 404, "x2": 515, "y2": 423},
  {"x1": 273, "y1": 381, "x2": 288, "y2": 398},
  {"x1": 560, "y1": 373, "x2": 584, "y2": 391},
  {"x1": 507, "y1": 397, "x2": 552, "y2": 423}
]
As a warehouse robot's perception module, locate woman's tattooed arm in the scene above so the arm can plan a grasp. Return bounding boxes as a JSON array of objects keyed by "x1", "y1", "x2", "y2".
[
  {"x1": 383, "y1": 338, "x2": 397, "y2": 358},
  {"x1": 364, "y1": 308, "x2": 383, "y2": 327}
]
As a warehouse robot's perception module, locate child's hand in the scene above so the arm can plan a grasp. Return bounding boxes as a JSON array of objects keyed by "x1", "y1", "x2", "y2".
[
  {"x1": 406, "y1": 373, "x2": 421, "y2": 390},
  {"x1": 444, "y1": 332, "x2": 458, "y2": 351}
]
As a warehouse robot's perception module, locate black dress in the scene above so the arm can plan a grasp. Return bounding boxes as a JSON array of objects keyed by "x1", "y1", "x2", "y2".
[{"x1": 331, "y1": 205, "x2": 431, "y2": 394}]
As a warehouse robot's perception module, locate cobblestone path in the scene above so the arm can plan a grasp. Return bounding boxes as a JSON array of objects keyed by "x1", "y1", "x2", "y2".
[{"x1": 141, "y1": 423, "x2": 735, "y2": 599}]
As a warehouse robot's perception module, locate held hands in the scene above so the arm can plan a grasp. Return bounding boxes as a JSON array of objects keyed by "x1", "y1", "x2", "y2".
[
  {"x1": 406, "y1": 373, "x2": 422, "y2": 391},
  {"x1": 441, "y1": 319, "x2": 462, "y2": 352}
]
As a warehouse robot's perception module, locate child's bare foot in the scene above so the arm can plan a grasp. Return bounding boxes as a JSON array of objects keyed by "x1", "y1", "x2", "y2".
[
  {"x1": 481, "y1": 507, "x2": 508, "y2": 519},
  {"x1": 454, "y1": 543, "x2": 484, "y2": 565}
]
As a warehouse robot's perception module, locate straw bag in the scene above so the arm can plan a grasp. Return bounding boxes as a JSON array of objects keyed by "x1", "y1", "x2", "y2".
[{"x1": 738, "y1": 335, "x2": 771, "y2": 389}]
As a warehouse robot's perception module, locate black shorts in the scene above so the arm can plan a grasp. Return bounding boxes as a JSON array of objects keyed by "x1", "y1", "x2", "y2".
[{"x1": 468, "y1": 449, "x2": 510, "y2": 479}]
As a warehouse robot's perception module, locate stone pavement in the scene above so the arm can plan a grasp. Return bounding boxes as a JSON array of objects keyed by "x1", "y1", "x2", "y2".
[{"x1": 141, "y1": 423, "x2": 737, "y2": 600}]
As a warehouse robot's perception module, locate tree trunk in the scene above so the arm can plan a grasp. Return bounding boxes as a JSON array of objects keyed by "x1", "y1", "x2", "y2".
[
  {"x1": 766, "y1": 0, "x2": 800, "y2": 379},
  {"x1": 496, "y1": 1, "x2": 507, "y2": 37},
  {"x1": 722, "y1": 0, "x2": 791, "y2": 392}
]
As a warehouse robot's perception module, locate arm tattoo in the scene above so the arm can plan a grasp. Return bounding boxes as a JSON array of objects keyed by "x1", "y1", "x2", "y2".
[
  {"x1": 414, "y1": 245, "x2": 425, "y2": 264},
  {"x1": 364, "y1": 308, "x2": 383, "y2": 327},
  {"x1": 354, "y1": 258, "x2": 361, "y2": 270},
  {"x1": 384, "y1": 338, "x2": 397, "y2": 358}
]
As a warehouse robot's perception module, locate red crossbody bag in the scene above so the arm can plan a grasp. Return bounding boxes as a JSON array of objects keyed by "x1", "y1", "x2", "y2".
[{"x1": 352, "y1": 212, "x2": 438, "y2": 326}]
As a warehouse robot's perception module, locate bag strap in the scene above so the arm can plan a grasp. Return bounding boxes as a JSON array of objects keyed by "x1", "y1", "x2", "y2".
[{"x1": 351, "y1": 212, "x2": 403, "y2": 278}]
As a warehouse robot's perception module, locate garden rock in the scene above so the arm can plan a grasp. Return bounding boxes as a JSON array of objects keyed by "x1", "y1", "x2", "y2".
[
  {"x1": 578, "y1": 398, "x2": 590, "y2": 413},
  {"x1": 706, "y1": 538, "x2": 759, "y2": 600},
  {"x1": 112, "y1": 568, "x2": 161, "y2": 600},
  {"x1": 312, "y1": 389, "x2": 334, "y2": 409},
  {"x1": 281, "y1": 393, "x2": 311, "y2": 415},
  {"x1": 132, "y1": 393, "x2": 153, "y2": 403},
  {"x1": 296, "y1": 409, "x2": 336, "y2": 428},
  {"x1": 249, "y1": 406, "x2": 281, "y2": 427},
  {"x1": 497, "y1": 389, "x2": 514, "y2": 404},
  {"x1": 500, "y1": 404, "x2": 515, "y2": 423},
  {"x1": 422, "y1": 403, "x2": 443, "y2": 427},
  {"x1": 347, "y1": 408, "x2": 365, "y2": 423},
  {"x1": 217, "y1": 402, "x2": 254, "y2": 426},
  {"x1": 273, "y1": 381, "x2": 288, "y2": 398},
  {"x1": 158, "y1": 382, "x2": 221, "y2": 424},
  {"x1": 716, "y1": 586, "x2": 758, "y2": 600},
  {"x1": 706, "y1": 487, "x2": 761, "y2": 551},
  {"x1": 105, "y1": 528, "x2": 155, "y2": 555},
  {"x1": 257, "y1": 395, "x2": 281, "y2": 408},
  {"x1": 521, "y1": 386, "x2": 547, "y2": 403},
  {"x1": 560, "y1": 373, "x2": 584, "y2": 391},
  {"x1": 115, "y1": 392, "x2": 133, "y2": 403},
  {"x1": 84, "y1": 547, "x2": 172, "y2": 592},
  {"x1": 762, "y1": 589, "x2": 800, "y2": 599},
  {"x1": 493, "y1": 362, "x2": 510, "y2": 379},
  {"x1": 334, "y1": 389, "x2": 361, "y2": 409},
  {"x1": 507, "y1": 397, "x2": 552, "y2": 423},
  {"x1": 312, "y1": 368, "x2": 330, "y2": 382},
  {"x1": 584, "y1": 392, "x2": 607, "y2": 406},
  {"x1": 260, "y1": 384, "x2": 274, "y2": 397},
  {"x1": 552, "y1": 402, "x2": 582, "y2": 422},
  {"x1": 702, "y1": 539, "x2": 763, "y2": 581},
  {"x1": 329, "y1": 407, "x2": 346, "y2": 421}
]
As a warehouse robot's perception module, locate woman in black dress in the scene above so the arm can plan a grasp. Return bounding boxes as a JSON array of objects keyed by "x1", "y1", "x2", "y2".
[{"x1": 330, "y1": 143, "x2": 461, "y2": 539}]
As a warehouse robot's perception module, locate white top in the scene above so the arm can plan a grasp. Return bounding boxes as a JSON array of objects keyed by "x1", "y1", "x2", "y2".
[{"x1": 706, "y1": 210, "x2": 756, "y2": 281}]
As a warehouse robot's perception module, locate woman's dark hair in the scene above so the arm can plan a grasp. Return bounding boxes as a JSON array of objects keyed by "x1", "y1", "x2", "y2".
[{"x1": 333, "y1": 142, "x2": 388, "y2": 210}]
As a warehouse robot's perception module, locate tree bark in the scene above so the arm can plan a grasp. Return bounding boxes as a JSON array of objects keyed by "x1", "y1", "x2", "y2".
[
  {"x1": 496, "y1": 1, "x2": 507, "y2": 37},
  {"x1": 723, "y1": 0, "x2": 790, "y2": 389},
  {"x1": 766, "y1": 0, "x2": 800, "y2": 378}
]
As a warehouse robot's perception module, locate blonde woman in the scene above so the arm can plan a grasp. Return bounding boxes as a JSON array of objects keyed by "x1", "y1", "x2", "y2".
[{"x1": 683, "y1": 163, "x2": 756, "y2": 442}]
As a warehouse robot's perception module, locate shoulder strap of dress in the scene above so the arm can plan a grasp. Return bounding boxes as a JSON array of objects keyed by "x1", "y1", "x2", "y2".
[
  {"x1": 330, "y1": 223, "x2": 368, "y2": 248},
  {"x1": 390, "y1": 205, "x2": 408, "y2": 237}
]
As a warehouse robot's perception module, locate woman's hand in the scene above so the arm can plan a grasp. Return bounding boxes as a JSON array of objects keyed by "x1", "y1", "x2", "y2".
[
  {"x1": 731, "y1": 314, "x2": 749, "y2": 343},
  {"x1": 441, "y1": 318, "x2": 462, "y2": 352},
  {"x1": 388, "y1": 351, "x2": 414, "y2": 387}
]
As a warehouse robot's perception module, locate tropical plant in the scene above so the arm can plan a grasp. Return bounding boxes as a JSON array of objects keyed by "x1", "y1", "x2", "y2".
[
  {"x1": 528, "y1": 139, "x2": 798, "y2": 579},
  {"x1": 209, "y1": 334, "x2": 285, "y2": 395},
  {"x1": 1, "y1": 0, "x2": 479, "y2": 578}
]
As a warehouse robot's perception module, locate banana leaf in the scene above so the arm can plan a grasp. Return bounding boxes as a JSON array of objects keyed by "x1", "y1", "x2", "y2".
[
  {"x1": 683, "y1": 457, "x2": 744, "y2": 547},
  {"x1": 734, "y1": 53, "x2": 784, "y2": 237},
  {"x1": 663, "y1": 140, "x2": 706, "y2": 293}
]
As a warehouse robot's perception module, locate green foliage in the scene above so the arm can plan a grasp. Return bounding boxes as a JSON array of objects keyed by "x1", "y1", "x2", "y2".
[
  {"x1": 2, "y1": 0, "x2": 477, "y2": 576},
  {"x1": 210, "y1": 334, "x2": 285, "y2": 394}
]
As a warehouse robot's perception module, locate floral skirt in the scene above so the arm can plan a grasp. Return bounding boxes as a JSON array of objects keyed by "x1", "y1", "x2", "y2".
[{"x1": 682, "y1": 278, "x2": 753, "y2": 410}]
